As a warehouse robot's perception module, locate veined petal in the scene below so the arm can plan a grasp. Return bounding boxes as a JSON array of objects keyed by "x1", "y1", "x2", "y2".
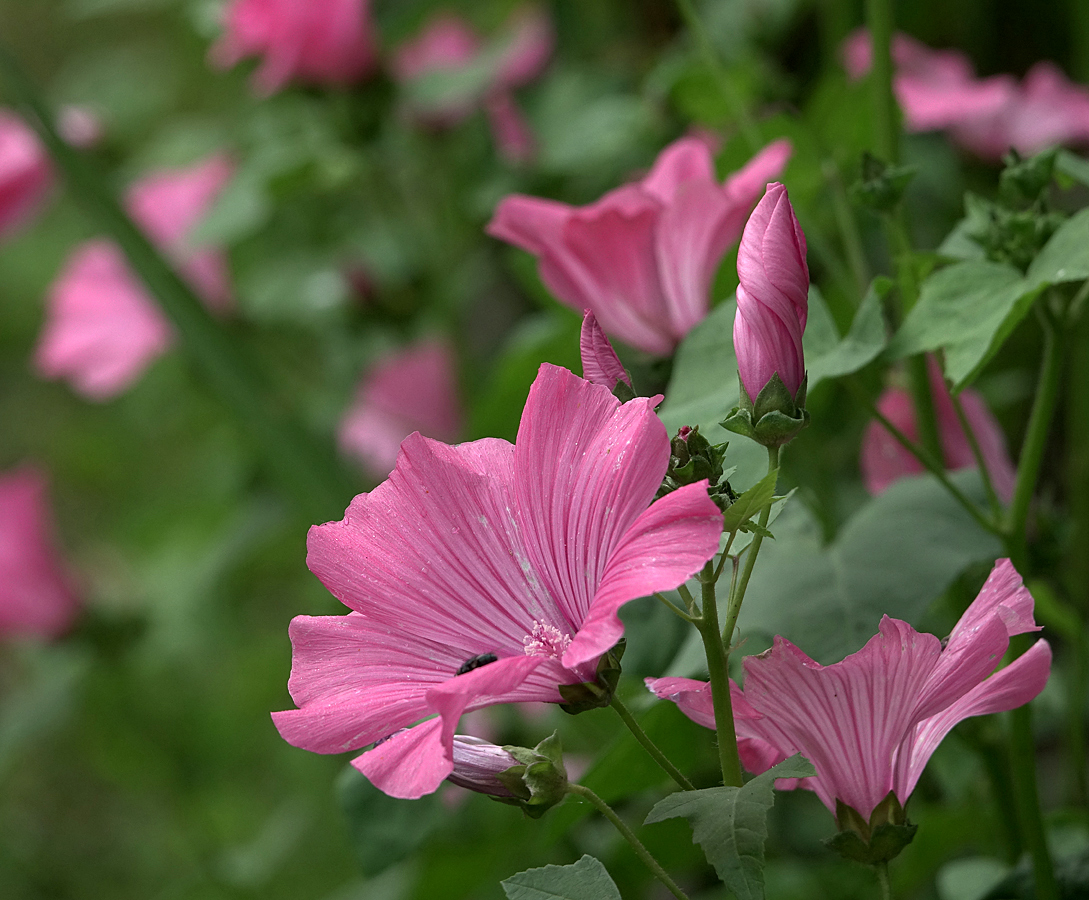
[
  {"x1": 513, "y1": 365, "x2": 670, "y2": 632},
  {"x1": 896, "y1": 639, "x2": 1051, "y2": 798},
  {"x1": 351, "y1": 718, "x2": 451, "y2": 799},
  {"x1": 580, "y1": 311, "x2": 630, "y2": 390},
  {"x1": 564, "y1": 482, "x2": 720, "y2": 668},
  {"x1": 742, "y1": 619, "x2": 942, "y2": 818},
  {"x1": 948, "y1": 559, "x2": 1040, "y2": 647},
  {"x1": 640, "y1": 136, "x2": 716, "y2": 205},
  {"x1": 645, "y1": 676, "x2": 715, "y2": 728}
]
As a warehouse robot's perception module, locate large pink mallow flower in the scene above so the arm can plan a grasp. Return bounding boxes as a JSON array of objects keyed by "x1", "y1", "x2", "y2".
[
  {"x1": 648, "y1": 559, "x2": 1051, "y2": 821},
  {"x1": 488, "y1": 137, "x2": 792, "y2": 356},
  {"x1": 35, "y1": 155, "x2": 234, "y2": 400},
  {"x1": 337, "y1": 339, "x2": 463, "y2": 479},
  {"x1": 0, "y1": 110, "x2": 53, "y2": 241},
  {"x1": 274, "y1": 364, "x2": 723, "y2": 799},
  {"x1": 0, "y1": 466, "x2": 81, "y2": 640},
  {"x1": 733, "y1": 182, "x2": 809, "y2": 403},
  {"x1": 210, "y1": 0, "x2": 378, "y2": 96},
  {"x1": 861, "y1": 358, "x2": 1016, "y2": 501},
  {"x1": 391, "y1": 7, "x2": 553, "y2": 162}
]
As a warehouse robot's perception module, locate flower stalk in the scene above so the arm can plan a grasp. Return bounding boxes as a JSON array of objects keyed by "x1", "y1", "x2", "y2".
[{"x1": 610, "y1": 695, "x2": 695, "y2": 791}]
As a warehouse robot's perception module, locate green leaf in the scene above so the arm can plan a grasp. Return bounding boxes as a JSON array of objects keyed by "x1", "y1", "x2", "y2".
[
  {"x1": 644, "y1": 755, "x2": 816, "y2": 900},
  {"x1": 658, "y1": 299, "x2": 766, "y2": 485},
  {"x1": 739, "y1": 471, "x2": 1001, "y2": 663},
  {"x1": 805, "y1": 278, "x2": 891, "y2": 389},
  {"x1": 501, "y1": 855, "x2": 621, "y2": 900},
  {"x1": 886, "y1": 260, "x2": 1040, "y2": 390},
  {"x1": 1026, "y1": 207, "x2": 1089, "y2": 287},
  {"x1": 1056, "y1": 150, "x2": 1089, "y2": 188},
  {"x1": 722, "y1": 469, "x2": 778, "y2": 534}
]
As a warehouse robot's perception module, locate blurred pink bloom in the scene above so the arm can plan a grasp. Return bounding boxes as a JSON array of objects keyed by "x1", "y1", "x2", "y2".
[
  {"x1": 649, "y1": 559, "x2": 1052, "y2": 820},
  {"x1": 273, "y1": 364, "x2": 723, "y2": 799},
  {"x1": 57, "y1": 105, "x2": 104, "y2": 149},
  {"x1": 0, "y1": 110, "x2": 53, "y2": 241},
  {"x1": 733, "y1": 182, "x2": 809, "y2": 402},
  {"x1": 579, "y1": 310, "x2": 630, "y2": 391},
  {"x1": 0, "y1": 466, "x2": 80, "y2": 640},
  {"x1": 489, "y1": 137, "x2": 792, "y2": 356},
  {"x1": 861, "y1": 359, "x2": 1016, "y2": 501},
  {"x1": 338, "y1": 339, "x2": 464, "y2": 478},
  {"x1": 391, "y1": 6, "x2": 553, "y2": 160},
  {"x1": 35, "y1": 156, "x2": 233, "y2": 400},
  {"x1": 210, "y1": 0, "x2": 378, "y2": 95}
]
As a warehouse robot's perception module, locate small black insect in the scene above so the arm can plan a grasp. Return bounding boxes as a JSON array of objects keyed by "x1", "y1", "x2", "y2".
[{"x1": 456, "y1": 652, "x2": 498, "y2": 675}]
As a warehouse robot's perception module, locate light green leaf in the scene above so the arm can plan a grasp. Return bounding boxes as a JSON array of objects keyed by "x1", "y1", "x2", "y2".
[
  {"x1": 806, "y1": 278, "x2": 891, "y2": 389},
  {"x1": 886, "y1": 260, "x2": 1039, "y2": 390},
  {"x1": 739, "y1": 471, "x2": 1001, "y2": 663},
  {"x1": 644, "y1": 755, "x2": 816, "y2": 900},
  {"x1": 1026, "y1": 207, "x2": 1089, "y2": 287},
  {"x1": 501, "y1": 855, "x2": 621, "y2": 900},
  {"x1": 1056, "y1": 150, "x2": 1089, "y2": 188},
  {"x1": 722, "y1": 469, "x2": 778, "y2": 534}
]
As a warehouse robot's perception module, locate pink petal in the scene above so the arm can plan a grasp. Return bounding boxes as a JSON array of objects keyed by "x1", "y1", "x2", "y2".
[
  {"x1": 957, "y1": 390, "x2": 1016, "y2": 503},
  {"x1": 352, "y1": 718, "x2": 451, "y2": 799},
  {"x1": 947, "y1": 559, "x2": 1041, "y2": 647},
  {"x1": 491, "y1": 5, "x2": 554, "y2": 90},
  {"x1": 579, "y1": 311, "x2": 630, "y2": 390},
  {"x1": 564, "y1": 482, "x2": 721, "y2": 669},
  {"x1": 645, "y1": 676, "x2": 715, "y2": 728},
  {"x1": 0, "y1": 466, "x2": 80, "y2": 639},
  {"x1": 391, "y1": 13, "x2": 480, "y2": 82},
  {"x1": 484, "y1": 92, "x2": 537, "y2": 165},
  {"x1": 639, "y1": 136, "x2": 717, "y2": 205},
  {"x1": 896, "y1": 639, "x2": 1051, "y2": 798},
  {"x1": 860, "y1": 388, "x2": 923, "y2": 495},
  {"x1": 0, "y1": 110, "x2": 53, "y2": 240}
]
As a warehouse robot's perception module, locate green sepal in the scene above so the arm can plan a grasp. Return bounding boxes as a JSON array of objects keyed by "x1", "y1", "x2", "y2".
[
  {"x1": 558, "y1": 640, "x2": 625, "y2": 714},
  {"x1": 612, "y1": 381, "x2": 637, "y2": 403},
  {"x1": 823, "y1": 792, "x2": 918, "y2": 865},
  {"x1": 656, "y1": 426, "x2": 738, "y2": 511},
  {"x1": 1000, "y1": 146, "x2": 1059, "y2": 206},
  {"x1": 494, "y1": 732, "x2": 569, "y2": 819},
  {"x1": 722, "y1": 371, "x2": 809, "y2": 448}
]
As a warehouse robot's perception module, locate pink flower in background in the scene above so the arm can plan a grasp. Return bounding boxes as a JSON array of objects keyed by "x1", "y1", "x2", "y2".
[
  {"x1": 338, "y1": 339, "x2": 463, "y2": 478},
  {"x1": 861, "y1": 358, "x2": 1016, "y2": 501},
  {"x1": 579, "y1": 311, "x2": 631, "y2": 392},
  {"x1": 0, "y1": 110, "x2": 53, "y2": 241},
  {"x1": 649, "y1": 559, "x2": 1052, "y2": 820},
  {"x1": 733, "y1": 182, "x2": 809, "y2": 402},
  {"x1": 57, "y1": 105, "x2": 104, "y2": 149},
  {"x1": 391, "y1": 6, "x2": 553, "y2": 161},
  {"x1": 210, "y1": 0, "x2": 378, "y2": 95},
  {"x1": 488, "y1": 137, "x2": 792, "y2": 355},
  {"x1": 274, "y1": 364, "x2": 723, "y2": 799},
  {"x1": 0, "y1": 466, "x2": 80, "y2": 640},
  {"x1": 35, "y1": 155, "x2": 233, "y2": 400}
]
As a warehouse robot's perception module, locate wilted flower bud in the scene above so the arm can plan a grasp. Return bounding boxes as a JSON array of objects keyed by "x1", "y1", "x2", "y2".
[
  {"x1": 724, "y1": 182, "x2": 810, "y2": 448},
  {"x1": 580, "y1": 311, "x2": 634, "y2": 400},
  {"x1": 448, "y1": 732, "x2": 568, "y2": 818}
]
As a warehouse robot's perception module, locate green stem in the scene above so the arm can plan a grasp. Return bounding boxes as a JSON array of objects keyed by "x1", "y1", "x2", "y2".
[
  {"x1": 696, "y1": 562, "x2": 744, "y2": 787},
  {"x1": 865, "y1": 0, "x2": 899, "y2": 163},
  {"x1": 674, "y1": 0, "x2": 763, "y2": 153},
  {"x1": 610, "y1": 696, "x2": 695, "y2": 791},
  {"x1": 1009, "y1": 699, "x2": 1059, "y2": 900},
  {"x1": 0, "y1": 44, "x2": 352, "y2": 523},
  {"x1": 948, "y1": 387, "x2": 1003, "y2": 519},
  {"x1": 567, "y1": 784, "x2": 691, "y2": 900},
  {"x1": 875, "y1": 860, "x2": 893, "y2": 900},
  {"x1": 654, "y1": 592, "x2": 697, "y2": 624},
  {"x1": 823, "y1": 159, "x2": 871, "y2": 306},
  {"x1": 1006, "y1": 305, "x2": 1064, "y2": 562},
  {"x1": 852, "y1": 381, "x2": 1002, "y2": 537}
]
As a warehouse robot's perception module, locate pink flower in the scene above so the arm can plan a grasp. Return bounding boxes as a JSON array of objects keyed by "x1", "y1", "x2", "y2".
[
  {"x1": 391, "y1": 6, "x2": 553, "y2": 160},
  {"x1": 733, "y1": 182, "x2": 808, "y2": 402},
  {"x1": 488, "y1": 137, "x2": 792, "y2": 356},
  {"x1": 0, "y1": 466, "x2": 80, "y2": 640},
  {"x1": 0, "y1": 110, "x2": 53, "y2": 241},
  {"x1": 861, "y1": 358, "x2": 1016, "y2": 501},
  {"x1": 337, "y1": 339, "x2": 464, "y2": 478},
  {"x1": 579, "y1": 310, "x2": 631, "y2": 392},
  {"x1": 35, "y1": 155, "x2": 233, "y2": 400},
  {"x1": 648, "y1": 559, "x2": 1051, "y2": 821},
  {"x1": 210, "y1": 0, "x2": 378, "y2": 96},
  {"x1": 273, "y1": 364, "x2": 723, "y2": 799}
]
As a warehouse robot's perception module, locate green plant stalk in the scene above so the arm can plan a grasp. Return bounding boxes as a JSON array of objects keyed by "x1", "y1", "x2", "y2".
[
  {"x1": 865, "y1": 0, "x2": 899, "y2": 163},
  {"x1": 674, "y1": 0, "x2": 763, "y2": 153},
  {"x1": 948, "y1": 388, "x2": 1003, "y2": 519},
  {"x1": 610, "y1": 696, "x2": 695, "y2": 791},
  {"x1": 567, "y1": 783, "x2": 691, "y2": 900},
  {"x1": 696, "y1": 561, "x2": 744, "y2": 788},
  {"x1": 1006, "y1": 305, "x2": 1064, "y2": 559},
  {"x1": 875, "y1": 860, "x2": 893, "y2": 900},
  {"x1": 823, "y1": 160, "x2": 871, "y2": 307},
  {"x1": 1009, "y1": 699, "x2": 1059, "y2": 900},
  {"x1": 0, "y1": 45, "x2": 353, "y2": 523}
]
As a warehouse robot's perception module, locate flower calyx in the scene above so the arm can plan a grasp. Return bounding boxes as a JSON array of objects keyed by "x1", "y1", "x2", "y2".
[
  {"x1": 493, "y1": 732, "x2": 569, "y2": 819},
  {"x1": 824, "y1": 791, "x2": 918, "y2": 865},
  {"x1": 850, "y1": 152, "x2": 917, "y2": 214},
  {"x1": 558, "y1": 639, "x2": 625, "y2": 714},
  {"x1": 656, "y1": 426, "x2": 737, "y2": 512},
  {"x1": 722, "y1": 370, "x2": 809, "y2": 448}
]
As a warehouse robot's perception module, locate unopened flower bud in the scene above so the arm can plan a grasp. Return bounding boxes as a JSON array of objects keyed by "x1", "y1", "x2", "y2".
[
  {"x1": 657, "y1": 426, "x2": 736, "y2": 512},
  {"x1": 724, "y1": 182, "x2": 810, "y2": 448},
  {"x1": 448, "y1": 732, "x2": 568, "y2": 818},
  {"x1": 580, "y1": 311, "x2": 634, "y2": 401}
]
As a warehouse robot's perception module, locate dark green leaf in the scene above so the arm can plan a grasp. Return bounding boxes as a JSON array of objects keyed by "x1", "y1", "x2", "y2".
[
  {"x1": 1026, "y1": 207, "x2": 1089, "y2": 287},
  {"x1": 501, "y1": 855, "x2": 621, "y2": 900},
  {"x1": 722, "y1": 469, "x2": 778, "y2": 534},
  {"x1": 805, "y1": 278, "x2": 891, "y2": 389},
  {"x1": 644, "y1": 755, "x2": 816, "y2": 900}
]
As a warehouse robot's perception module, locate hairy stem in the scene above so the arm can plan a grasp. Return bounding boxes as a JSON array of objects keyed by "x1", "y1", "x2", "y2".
[
  {"x1": 697, "y1": 562, "x2": 744, "y2": 787},
  {"x1": 610, "y1": 696, "x2": 695, "y2": 791}
]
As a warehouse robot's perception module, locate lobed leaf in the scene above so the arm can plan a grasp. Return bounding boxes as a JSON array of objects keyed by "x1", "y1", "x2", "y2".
[{"x1": 501, "y1": 855, "x2": 622, "y2": 900}]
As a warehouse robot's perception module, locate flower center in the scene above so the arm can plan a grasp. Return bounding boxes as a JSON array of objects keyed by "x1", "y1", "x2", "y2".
[{"x1": 523, "y1": 621, "x2": 572, "y2": 659}]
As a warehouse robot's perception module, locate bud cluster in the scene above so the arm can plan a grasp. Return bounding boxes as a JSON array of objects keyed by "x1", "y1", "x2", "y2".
[{"x1": 656, "y1": 426, "x2": 737, "y2": 512}]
